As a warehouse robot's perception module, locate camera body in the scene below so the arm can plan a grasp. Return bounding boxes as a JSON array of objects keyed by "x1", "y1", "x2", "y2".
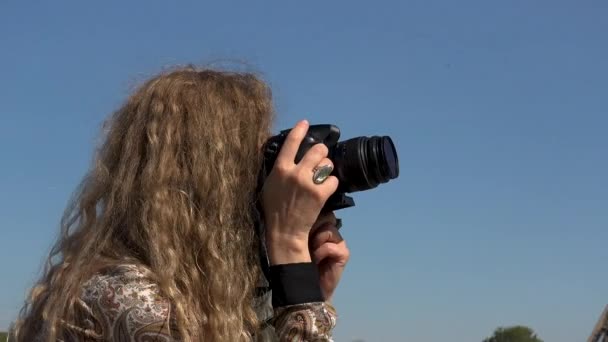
[{"x1": 261, "y1": 124, "x2": 399, "y2": 212}]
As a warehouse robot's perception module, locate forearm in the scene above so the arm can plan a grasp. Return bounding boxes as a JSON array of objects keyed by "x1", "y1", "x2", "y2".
[
  {"x1": 273, "y1": 302, "x2": 337, "y2": 341},
  {"x1": 268, "y1": 263, "x2": 337, "y2": 341}
]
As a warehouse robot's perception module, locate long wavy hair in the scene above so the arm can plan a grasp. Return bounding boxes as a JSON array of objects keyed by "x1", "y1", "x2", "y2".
[{"x1": 11, "y1": 67, "x2": 274, "y2": 341}]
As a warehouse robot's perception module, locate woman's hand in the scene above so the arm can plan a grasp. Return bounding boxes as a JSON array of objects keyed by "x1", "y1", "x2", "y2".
[
  {"x1": 310, "y1": 212, "x2": 350, "y2": 302},
  {"x1": 262, "y1": 120, "x2": 339, "y2": 265}
]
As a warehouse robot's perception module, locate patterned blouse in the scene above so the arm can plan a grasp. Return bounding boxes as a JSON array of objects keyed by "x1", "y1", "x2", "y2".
[{"x1": 66, "y1": 264, "x2": 337, "y2": 341}]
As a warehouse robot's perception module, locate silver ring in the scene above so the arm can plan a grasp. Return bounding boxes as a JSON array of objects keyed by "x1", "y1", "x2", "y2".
[{"x1": 312, "y1": 164, "x2": 333, "y2": 184}]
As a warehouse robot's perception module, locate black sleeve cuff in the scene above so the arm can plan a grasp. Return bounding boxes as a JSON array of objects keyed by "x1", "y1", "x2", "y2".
[{"x1": 269, "y1": 262, "x2": 324, "y2": 307}]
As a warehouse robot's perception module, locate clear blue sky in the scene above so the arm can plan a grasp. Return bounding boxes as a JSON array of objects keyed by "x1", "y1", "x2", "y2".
[{"x1": 1, "y1": 1, "x2": 606, "y2": 341}]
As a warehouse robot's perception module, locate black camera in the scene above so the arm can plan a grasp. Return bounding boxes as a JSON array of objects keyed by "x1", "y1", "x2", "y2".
[{"x1": 261, "y1": 124, "x2": 399, "y2": 212}]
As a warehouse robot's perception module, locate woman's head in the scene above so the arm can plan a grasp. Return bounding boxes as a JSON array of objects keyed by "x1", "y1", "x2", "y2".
[{"x1": 13, "y1": 67, "x2": 274, "y2": 341}]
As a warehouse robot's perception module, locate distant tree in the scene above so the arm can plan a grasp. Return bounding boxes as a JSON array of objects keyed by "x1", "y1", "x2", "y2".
[
  {"x1": 483, "y1": 326, "x2": 543, "y2": 342},
  {"x1": 0, "y1": 331, "x2": 7, "y2": 342}
]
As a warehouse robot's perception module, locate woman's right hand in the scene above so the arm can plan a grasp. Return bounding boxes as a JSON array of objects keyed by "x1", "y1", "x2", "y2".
[{"x1": 261, "y1": 120, "x2": 339, "y2": 265}]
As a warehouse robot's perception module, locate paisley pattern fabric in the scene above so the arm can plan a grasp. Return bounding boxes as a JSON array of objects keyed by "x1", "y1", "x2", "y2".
[
  {"x1": 60, "y1": 264, "x2": 336, "y2": 341},
  {"x1": 273, "y1": 304, "x2": 337, "y2": 341}
]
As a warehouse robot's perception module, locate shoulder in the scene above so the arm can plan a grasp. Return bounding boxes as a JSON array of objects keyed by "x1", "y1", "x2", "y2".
[
  {"x1": 81, "y1": 264, "x2": 170, "y2": 320},
  {"x1": 80, "y1": 264, "x2": 178, "y2": 340}
]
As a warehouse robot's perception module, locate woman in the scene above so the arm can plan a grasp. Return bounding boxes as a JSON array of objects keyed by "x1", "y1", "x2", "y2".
[{"x1": 11, "y1": 67, "x2": 349, "y2": 341}]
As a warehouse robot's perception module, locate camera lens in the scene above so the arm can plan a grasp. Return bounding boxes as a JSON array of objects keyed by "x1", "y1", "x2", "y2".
[
  {"x1": 381, "y1": 137, "x2": 399, "y2": 179},
  {"x1": 331, "y1": 135, "x2": 399, "y2": 193}
]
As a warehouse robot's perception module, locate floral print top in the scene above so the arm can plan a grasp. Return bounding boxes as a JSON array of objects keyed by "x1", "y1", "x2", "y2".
[{"x1": 63, "y1": 264, "x2": 337, "y2": 341}]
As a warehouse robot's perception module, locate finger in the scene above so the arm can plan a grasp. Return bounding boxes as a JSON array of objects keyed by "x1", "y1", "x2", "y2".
[
  {"x1": 318, "y1": 175, "x2": 339, "y2": 198},
  {"x1": 310, "y1": 224, "x2": 343, "y2": 251},
  {"x1": 298, "y1": 144, "x2": 330, "y2": 171},
  {"x1": 307, "y1": 173, "x2": 339, "y2": 205},
  {"x1": 335, "y1": 218, "x2": 342, "y2": 230},
  {"x1": 312, "y1": 242, "x2": 350, "y2": 265},
  {"x1": 276, "y1": 120, "x2": 309, "y2": 167},
  {"x1": 302, "y1": 157, "x2": 333, "y2": 188},
  {"x1": 311, "y1": 212, "x2": 337, "y2": 233}
]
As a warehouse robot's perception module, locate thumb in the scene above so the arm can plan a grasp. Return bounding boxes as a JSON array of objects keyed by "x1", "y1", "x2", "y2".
[{"x1": 312, "y1": 242, "x2": 348, "y2": 265}]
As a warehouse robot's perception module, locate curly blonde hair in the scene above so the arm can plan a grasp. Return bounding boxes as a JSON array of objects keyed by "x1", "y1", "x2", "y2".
[{"x1": 11, "y1": 67, "x2": 274, "y2": 341}]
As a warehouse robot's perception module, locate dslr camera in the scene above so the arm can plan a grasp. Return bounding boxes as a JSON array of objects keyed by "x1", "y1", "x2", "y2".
[{"x1": 261, "y1": 124, "x2": 399, "y2": 212}]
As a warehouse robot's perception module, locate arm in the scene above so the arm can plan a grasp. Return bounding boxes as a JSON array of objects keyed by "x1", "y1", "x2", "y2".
[
  {"x1": 261, "y1": 121, "x2": 347, "y2": 341},
  {"x1": 273, "y1": 302, "x2": 337, "y2": 341},
  {"x1": 268, "y1": 263, "x2": 337, "y2": 341},
  {"x1": 78, "y1": 265, "x2": 179, "y2": 341}
]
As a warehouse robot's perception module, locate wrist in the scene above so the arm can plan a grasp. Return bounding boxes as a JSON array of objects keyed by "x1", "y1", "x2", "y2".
[
  {"x1": 269, "y1": 263, "x2": 323, "y2": 307},
  {"x1": 266, "y1": 233, "x2": 311, "y2": 265}
]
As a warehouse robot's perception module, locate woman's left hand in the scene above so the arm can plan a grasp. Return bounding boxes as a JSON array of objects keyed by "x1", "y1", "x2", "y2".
[{"x1": 309, "y1": 212, "x2": 350, "y2": 302}]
